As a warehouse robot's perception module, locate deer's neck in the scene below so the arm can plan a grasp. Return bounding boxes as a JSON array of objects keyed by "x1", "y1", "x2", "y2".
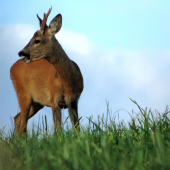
[{"x1": 46, "y1": 39, "x2": 77, "y2": 89}]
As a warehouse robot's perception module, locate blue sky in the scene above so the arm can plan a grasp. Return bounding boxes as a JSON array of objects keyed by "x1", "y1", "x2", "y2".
[
  {"x1": 1, "y1": 0, "x2": 170, "y2": 132},
  {"x1": 1, "y1": 0, "x2": 170, "y2": 50}
]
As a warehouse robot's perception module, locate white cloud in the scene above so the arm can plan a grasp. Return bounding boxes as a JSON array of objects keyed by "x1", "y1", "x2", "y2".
[
  {"x1": 56, "y1": 29, "x2": 93, "y2": 56},
  {"x1": 0, "y1": 24, "x2": 35, "y2": 51},
  {"x1": 12, "y1": 24, "x2": 35, "y2": 41}
]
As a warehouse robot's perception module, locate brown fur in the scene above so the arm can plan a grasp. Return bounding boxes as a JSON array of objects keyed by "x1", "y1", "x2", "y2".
[{"x1": 10, "y1": 9, "x2": 83, "y2": 135}]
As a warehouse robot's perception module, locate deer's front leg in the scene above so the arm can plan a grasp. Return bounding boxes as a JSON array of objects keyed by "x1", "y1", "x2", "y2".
[
  {"x1": 14, "y1": 102, "x2": 44, "y2": 135},
  {"x1": 51, "y1": 103, "x2": 62, "y2": 134}
]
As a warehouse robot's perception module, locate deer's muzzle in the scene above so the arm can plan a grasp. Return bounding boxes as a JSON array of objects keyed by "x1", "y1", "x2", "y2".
[{"x1": 18, "y1": 51, "x2": 31, "y2": 64}]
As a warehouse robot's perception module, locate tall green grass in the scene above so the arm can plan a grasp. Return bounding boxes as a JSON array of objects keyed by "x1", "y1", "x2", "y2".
[{"x1": 1, "y1": 99, "x2": 170, "y2": 170}]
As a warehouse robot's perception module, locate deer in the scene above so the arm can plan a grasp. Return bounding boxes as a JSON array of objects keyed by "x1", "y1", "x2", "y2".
[{"x1": 10, "y1": 7, "x2": 84, "y2": 135}]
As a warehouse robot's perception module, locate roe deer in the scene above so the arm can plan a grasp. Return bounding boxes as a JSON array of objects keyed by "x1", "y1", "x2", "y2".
[{"x1": 10, "y1": 7, "x2": 83, "y2": 135}]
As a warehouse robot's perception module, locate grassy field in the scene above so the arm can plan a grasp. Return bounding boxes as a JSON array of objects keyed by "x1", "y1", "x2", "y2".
[{"x1": 1, "y1": 99, "x2": 170, "y2": 170}]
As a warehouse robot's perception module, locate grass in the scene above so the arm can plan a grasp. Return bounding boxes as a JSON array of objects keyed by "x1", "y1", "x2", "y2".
[{"x1": 1, "y1": 99, "x2": 170, "y2": 170}]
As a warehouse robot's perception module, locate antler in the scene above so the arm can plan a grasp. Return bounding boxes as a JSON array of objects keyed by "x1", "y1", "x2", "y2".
[{"x1": 40, "y1": 6, "x2": 52, "y2": 30}]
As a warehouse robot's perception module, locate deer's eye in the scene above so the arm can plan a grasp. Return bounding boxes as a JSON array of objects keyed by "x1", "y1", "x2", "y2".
[{"x1": 34, "y1": 40, "x2": 41, "y2": 44}]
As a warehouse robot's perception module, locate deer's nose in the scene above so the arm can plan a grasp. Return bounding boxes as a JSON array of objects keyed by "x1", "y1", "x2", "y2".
[{"x1": 18, "y1": 51, "x2": 26, "y2": 57}]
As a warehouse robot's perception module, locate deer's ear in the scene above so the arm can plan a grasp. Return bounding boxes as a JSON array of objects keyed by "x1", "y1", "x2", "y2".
[{"x1": 48, "y1": 14, "x2": 62, "y2": 35}]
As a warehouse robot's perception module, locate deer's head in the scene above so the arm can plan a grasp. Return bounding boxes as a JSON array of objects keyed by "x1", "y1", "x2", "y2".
[{"x1": 19, "y1": 7, "x2": 62, "y2": 63}]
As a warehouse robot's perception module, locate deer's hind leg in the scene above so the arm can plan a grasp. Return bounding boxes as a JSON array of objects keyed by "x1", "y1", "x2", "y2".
[{"x1": 68, "y1": 95, "x2": 80, "y2": 131}]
